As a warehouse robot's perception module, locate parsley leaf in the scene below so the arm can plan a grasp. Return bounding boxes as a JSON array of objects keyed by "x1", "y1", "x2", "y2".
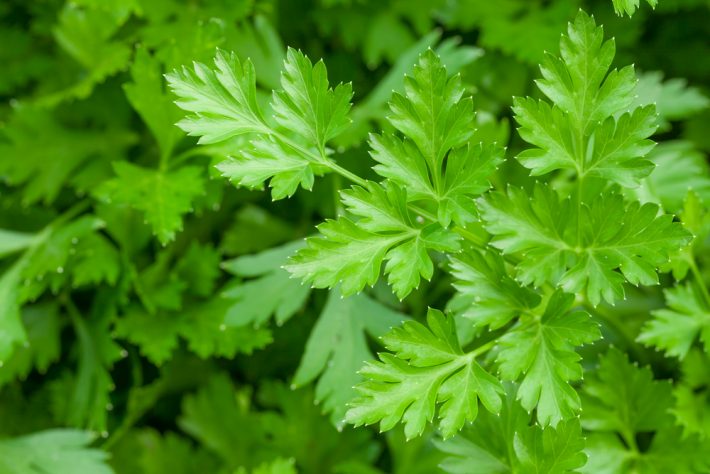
[
  {"x1": 221, "y1": 241, "x2": 310, "y2": 328},
  {"x1": 287, "y1": 182, "x2": 459, "y2": 298},
  {"x1": 0, "y1": 429, "x2": 113, "y2": 474},
  {"x1": 497, "y1": 290, "x2": 600, "y2": 427},
  {"x1": 638, "y1": 284, "x2": 710, "y2": 358},
  {"x1": 369, "y1": 49, "x2": 502, "y2": 227},
  {"x1": 437, "y1": 385, "x2": 587, "y2": 474},
  {"x1": 581, "y1": 348, "x2": 710, "y2": 474},
  {"x1": 167, "y1": 48, "x2": 352, "y2": 200},
  {"x1": 480, "y1": 184, "x2": 691, "y2": 305},
  {"x1": 292, "y1": 290, "x2": 408, "y2": 428},
  {"x1": 97, "y1": 162, "x2": 205, "y2": 245},
  {"x1": 346, "y1": 308, "x2": 503, "y2": 439},
  {"x1": 513, "y1": 10, "x2": 656, "y2": 187},
  {"x1": 449, "y1": 249, "x2": 541, "y2": 330}
]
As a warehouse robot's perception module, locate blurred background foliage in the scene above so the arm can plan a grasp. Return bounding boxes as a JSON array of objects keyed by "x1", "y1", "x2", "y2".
[{"x1": 0, "y1": 0, "x2": 709, "y2": 473}]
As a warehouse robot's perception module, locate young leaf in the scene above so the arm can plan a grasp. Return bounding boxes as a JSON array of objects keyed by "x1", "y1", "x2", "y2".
[
  {"x1": 346, "y1": 308, "x2": 503, "y2": 439},
  {"x1": 167, "y1": 48, "x2": 352, "y2": 199},
  {"x1": 497, "y1": 291, "x2": 600, "y2": 427},
  {"x1": 369, "y1": 49, "x2": 502, "y2": 227},
  {"x1": 287, "y1": 182, "x2": 460, "y2": 299},
  {"x1": 292, "y1": 290, "x2": 408, "y2": 428},
  {"x1": 513, "y1": 10, "x2": 656, "y2": 187}
]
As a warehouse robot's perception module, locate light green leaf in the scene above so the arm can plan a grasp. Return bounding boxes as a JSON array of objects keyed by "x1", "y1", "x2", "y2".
[
  {"x1": 437, "y1": 384, "x2": 587, "y2": 474},
  {"x1": 292, "y1": 290, "x2": 407, "y2": 428},
  {"x1": 369, "y1": 50, "x2": 502, "y2": 227},
  {"x1": 168, "y1": 48, "x2": 352, "y2": 200},
  {"x1": 449, "y1": 249, "x2": 541, "y2": 330},
  {"x1": 273, "y1": 48, "x2": 352, "y2": 150},
  {"x1": 287, "y1": 182, "x2": 459, "y2": 299},
  {"x1": 480, "y1": 183, "x2": 691, "y2": 305},
  {"x1": 513, "y1": 10, "x2": 656, "y2": 186},
  {"x1": 497, "y1": 291, "x2": 600, "y2": 427},
  {"x1": 612, "y1": 0, "x2": 658, "y2": 17},
  {"x1": 0, "y1": 229, "x2": 37, "y2": 259},
  {"x1": 638, "y1": 284, "x2": 710, "y2": 359},
  {"x1": 0, "y1": 429, "x2": 114, "y2": 474},
  {"x1": 346, "y1": 308, "x2": 503, "y2": 439},
  {"x1": 635, "y1": 71, "x2": 709, "y2": 129},
  {"x1": 222, "y1": 241, "x2": 311, "y2": 328}
]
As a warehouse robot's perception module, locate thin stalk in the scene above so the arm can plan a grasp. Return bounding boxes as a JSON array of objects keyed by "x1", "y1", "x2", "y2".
[{"x1": 688, "y1": 257, "x2": 710, "y2": 307}]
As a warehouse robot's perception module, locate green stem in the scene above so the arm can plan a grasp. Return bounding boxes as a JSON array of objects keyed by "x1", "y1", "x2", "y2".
[{"x1": 688, "y1": 257, "x2": 710, "y2": 307}]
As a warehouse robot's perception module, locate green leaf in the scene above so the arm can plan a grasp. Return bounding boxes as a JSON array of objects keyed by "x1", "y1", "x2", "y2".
[
  {"x1": 497, "y1": 291, "x2": 600, "y2": 427},
  {"x1": 168, "y1": 48, "x2": 352, "y2": 200},
  {"x1": 449, "y1": 249, "x2": 541, "y2": 330},
  {"x1": 132, "y1": 430, "x2": 221, "y2": 474},
  {"x1": 221, "y1": 241, "x2": 311, "y2": 328},
  {"x1": 369, "y1": 50, "x2": 502, "y2": 227},
  {"x1": 0, "y1": 229, "x2": 37, "y2": 259},
  {"x1": 580, "y1": 348, "x2": 710, "y2": 474},
  {"x1": 287, "y1": 182, "x2": 460, "y2": 299},
  {"x1": 643, "y1": 141, "x2": 710, "y2": 212},
  {"x1": 638, "y1": 284, "x2": 710, "y2": 359},
  {"x1": 346, "y1": 308, "x2": 503, "y2": 439},
  {"x1": 273, "y1": 48, "x2": 353, "y2": 150},
  {"x1": 513, "y1": 10, "x2": 656, "y2": 186},
  {"x1": 0, "y1": 106, "x2": 135, "y2": 206},
  {"x1": 612, "y1": 0, "x2": 658, "y2": 17},
  {"x1": 44, "y1": 2, "x2": 132, "y2": 104},
  {"x1": 59, "y1": 291, "x2": 122, "y2": 433},
  {"x1": 166, "y1": 49, "x2": 264, "y2": 144},
  {"x1": 0, "y1": 304, "x2": 60, "y2": 387},
  {"x1": 0, "y1": 264, "x2": 26, "y2": 362},
  {"x1": 0, "y1": 429, "x2": 114, "y2": 474},
  {"x1": 115, "y1": 298, "x2": 272, "y2": 365},
  {"x1": 437, "y1": 384, "x2": 587, "y2": 474},
  {"x1": 97, "y1": 162, "x2": 205, "y2": 244},
  {"x1": 673, "y1": 349, "x2": 710, "y2": 438},
  {"x1": 182, "y1": 298, "x2": 273, "y2": 359},
  {"x1": 175, "y1": 243, "x2": 221, "y2": 298},
  {"x1": 582, "y1": 348, "x2": 672, "y2": 436},
  {"x1": 70, "y1": 233, "x2": 121, "y2": 288},
  {"x1": 480, "y1": 183, "x2": 691, "y2": 305},
  {"x1": 635, "y1": 71, "x2": 709, "y2": 130},
  {"x1": 292, "y1": 290, "x2": 408, "y2": 428},
  {"x1": 124, "y1": 47, "x2": 184, "y2": 160},
  {"x1": 236, "y1": 458, "x2": 297, "y2": 474}
]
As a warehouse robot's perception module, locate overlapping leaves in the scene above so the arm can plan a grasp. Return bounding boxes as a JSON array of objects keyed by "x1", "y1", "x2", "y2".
[{"x1": 479, "y1": 183, "x2": 690, "y2": 305}]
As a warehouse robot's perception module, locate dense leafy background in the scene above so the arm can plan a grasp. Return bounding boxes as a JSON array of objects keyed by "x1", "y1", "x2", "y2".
[{"x1": 1, "y1": 0, "x2": 709, "y2": 472}]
